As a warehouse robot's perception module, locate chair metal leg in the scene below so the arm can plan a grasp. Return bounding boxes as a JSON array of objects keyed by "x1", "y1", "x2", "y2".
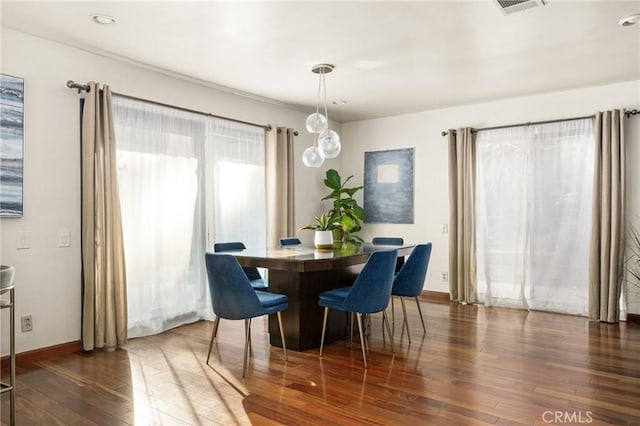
[
  {"x1": 319, "y1": 307, "x2": 329, "y2": 357},
  {"x1": 391, "y1": 296, "x2": 395, "y2": 337},
  {"x1": 400, "y1": 297, "x2": 411, "y2": 344},
  {"x1": 277, "y1": 311, "x2": 287, "y2": 361},
  {"x1": 214, "y1": 314, "x2": 221, "y2": 336},
  {"x1": 382, "y1": 298, "x2": 393, "y2": 342},
  {"x1": 415, "y1": 296, "x2": 427, "y2": 334},
  {"x1": 356, "y1": 313, "x2": 368, "y2": 369},
  {"x1": 242, "y1": 318, "x2": 251, "y2": 377},
  {"x1": 350, "y1": 312, "x2": 354, "y2": 343},
  {"x1": 382, "y1": 310, "x2": 394, "y2": 353},
  {"x1": 206, "y1": 316, "x2": 220, "y2": 365},
  {"x1": 381, "y1": 312, "x2": 388, "y2": 344}
]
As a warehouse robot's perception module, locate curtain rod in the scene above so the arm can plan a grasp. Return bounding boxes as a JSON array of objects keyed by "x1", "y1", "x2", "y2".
[
  {"x1": 441, "y1": 108, "x2": 639, "y2": 136},
  {"x1": 66, "y1": 80, "x2": 299, "y2": 135}
]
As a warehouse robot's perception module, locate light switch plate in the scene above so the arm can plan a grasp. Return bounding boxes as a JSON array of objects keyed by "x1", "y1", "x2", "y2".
[
  {"x1": 58, "y1": 229, "x2": 71, "y2": 247},
  {"x1": 16, "y1": 231, "x2": 30, "y2": 249}
]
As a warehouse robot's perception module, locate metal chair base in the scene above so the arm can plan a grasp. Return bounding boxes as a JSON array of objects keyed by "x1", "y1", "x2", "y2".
[
  {"x1": 320, "y1": 308, "x2": 394, "y2": 369},
  {"x1": 388, "y1": 296, "x2": 427, "y2": 344},
  {"x1": 205, "y1": 313, "x2": 287, "y2": 377}
]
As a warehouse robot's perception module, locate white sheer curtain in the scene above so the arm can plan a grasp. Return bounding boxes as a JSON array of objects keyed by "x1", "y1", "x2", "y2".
[
  {"x1": 113, "y1": 97, "x2": 266, "y2": 337},
  {"x1": 206, "y1": 118, "x2": 266, "y2": 249},
  {"x1": 476, "y1": 119, "x2": 594, "y2": 315}
]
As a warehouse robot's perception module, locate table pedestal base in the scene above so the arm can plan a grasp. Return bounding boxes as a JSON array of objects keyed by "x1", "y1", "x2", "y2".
[{"x1": 267, "y1": 266, "x2": 361, "y2": 351}]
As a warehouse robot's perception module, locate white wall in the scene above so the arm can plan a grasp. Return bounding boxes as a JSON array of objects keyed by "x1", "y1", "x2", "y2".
[
  {"x1": 2, "y1": 29, "x2": 639, "y2": 356},
  {"x1": 342, "y1": 80, "x2": 640, "y2": 304},
  {"x1": 0, "y1": 29, "x2": 337, "y2": 354}
]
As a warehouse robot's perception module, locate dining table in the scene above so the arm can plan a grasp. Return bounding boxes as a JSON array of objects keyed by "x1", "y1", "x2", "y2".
[{"x1": 220, "y1": 242, "x2": 414, "y2": 351}]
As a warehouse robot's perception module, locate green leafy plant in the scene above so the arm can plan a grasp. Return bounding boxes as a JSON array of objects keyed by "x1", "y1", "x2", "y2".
[
  {"x1": 300, "y1": 212, "x2": 339, "y2": 231},
  {"x1": 301, "y1": 169, "x2": 366, "y2": 244},
  {"x1": 322, "y1": 169, "x2": 366, "y2": 244}
]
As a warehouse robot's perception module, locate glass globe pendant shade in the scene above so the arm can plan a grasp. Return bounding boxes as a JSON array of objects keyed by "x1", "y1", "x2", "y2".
[
  {"x1": 302, "y1": 145, "x2": 325, "y2": 167},
  {"x1": 318, "y1": 129, "x2": 341, "y2": 159},
  {"x1": 305, "y1": 113, "x2": 328, "y2": 134}
]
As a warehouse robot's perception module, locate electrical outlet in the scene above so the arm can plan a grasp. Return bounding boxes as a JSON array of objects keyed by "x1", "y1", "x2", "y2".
[
  {"x1": 441, "y1": 223, "x2": 449, "y2": 234},
  {"x1": 441, "y1": 272, "x2": 448, "y2": 282},
  {"x1": 21, "y1": 315, "x2": 33, "y2": 332}
]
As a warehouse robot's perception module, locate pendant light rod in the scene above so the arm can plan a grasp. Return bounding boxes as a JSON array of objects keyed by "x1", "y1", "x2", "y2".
[
  {"x1": 322, "y1": 72, "x2": 329, "y2": 121},
  {"x1": 312, "y1": 65, "x2": 325, "y2": 147}
]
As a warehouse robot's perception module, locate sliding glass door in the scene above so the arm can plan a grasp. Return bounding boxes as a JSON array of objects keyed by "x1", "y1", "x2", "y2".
[
  {"x1": 475, "y1": 119, "x2": 594, "y2": 315},
  {"x1": 113, "y1": 97, "x2": 265, "y2": 337},
  {"x1": 206, "y1": 118, "x2": 266, "y2": 251}
]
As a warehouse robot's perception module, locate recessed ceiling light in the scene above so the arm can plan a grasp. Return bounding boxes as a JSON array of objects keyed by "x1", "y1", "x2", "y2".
[
  {"x1": 90, "y1": 13, "x2": 116, "y2": 25},
  {"x1": 619, "y1": 12, "x2": 640, "y2": 26}
]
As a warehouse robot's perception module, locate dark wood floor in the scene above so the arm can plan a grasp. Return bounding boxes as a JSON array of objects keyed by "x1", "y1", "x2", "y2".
[{"x1": 2, "y1": 300, "x2": 640, "y2": 425}]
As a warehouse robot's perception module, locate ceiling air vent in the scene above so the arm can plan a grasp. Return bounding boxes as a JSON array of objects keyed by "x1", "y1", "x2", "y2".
[{"x1": 494, "y1": 0, "x2": 545, "y2": 15}]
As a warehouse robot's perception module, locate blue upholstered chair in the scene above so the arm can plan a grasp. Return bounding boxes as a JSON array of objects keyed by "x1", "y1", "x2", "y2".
[
  {"x1": 390, "y1": 243, "x2": 432, "y2": 343},
  {"x1": 213, "y1": 241, "x2": 267, "y2": 290},
  {"x1": 204, "y1": 253, "x2": 288, "y2": 377},
  {"x1": 318, "y1": 249, "x2": 398, "y2": 368},
  {"x1": 372, "y1": 237, "x2": 405, "y2": 272},
  {"x1": 279, "y1": 237, "x2": 301, "y2": 247}
]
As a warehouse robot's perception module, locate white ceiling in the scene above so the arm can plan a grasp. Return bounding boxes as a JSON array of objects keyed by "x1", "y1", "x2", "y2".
[{"x1": 2, "y1": 1, "x2": 639, "y2": 122}]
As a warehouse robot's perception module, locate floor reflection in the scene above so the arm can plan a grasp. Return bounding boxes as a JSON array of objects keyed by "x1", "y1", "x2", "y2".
[{"x1": 8, "y1": 301, "x2": 640, "y2": 425}]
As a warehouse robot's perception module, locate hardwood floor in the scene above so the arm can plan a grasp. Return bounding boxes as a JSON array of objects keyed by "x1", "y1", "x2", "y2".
[{"x1": 2, "y1": 300, "x2": 640, "y2": 425}]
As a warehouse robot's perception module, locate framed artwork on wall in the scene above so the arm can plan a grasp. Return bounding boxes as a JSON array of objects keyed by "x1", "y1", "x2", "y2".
[
  {"x1": 364, "y1": 147, "x2": 414, "y2": 224},
  {"x1": 0, "y1": 74, "x2": 24, "y2": 217}
]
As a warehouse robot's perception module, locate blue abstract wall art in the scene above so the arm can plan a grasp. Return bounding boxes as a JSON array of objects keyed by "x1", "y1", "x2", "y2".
[
  {"x1": 0, "y1": 74, "x2": 24, "y2": 217},
  {"x1": 364, "y1": 148, "x2": 414, "y2": 224}
]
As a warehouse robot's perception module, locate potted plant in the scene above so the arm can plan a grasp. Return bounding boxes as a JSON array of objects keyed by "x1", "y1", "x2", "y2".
[
  {"x1": 301, "y1": 212, "x2": 339, "y2": 249},
  {"x1": 322, "y1": 169, "x2": 366, "y2": 244},
  {"x1": 302, "y1": 169, "x2": 366, "y2": 247}
]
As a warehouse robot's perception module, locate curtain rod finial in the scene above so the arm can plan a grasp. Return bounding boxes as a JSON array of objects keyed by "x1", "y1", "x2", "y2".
[{"x1": 66, "y1": 80, "x2": 90, "y2": 92}]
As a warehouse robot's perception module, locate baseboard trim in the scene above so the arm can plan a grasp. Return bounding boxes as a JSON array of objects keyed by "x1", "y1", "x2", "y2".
[
  {"x1": 1, "y1": 340, "x2": 81, "y2": 368},
  {"x1": 628, "y1": 313, "x2": 640, "y2": 324},
  {"x1": 420, "y1": 290, "x2": 451, "y2": 304}
]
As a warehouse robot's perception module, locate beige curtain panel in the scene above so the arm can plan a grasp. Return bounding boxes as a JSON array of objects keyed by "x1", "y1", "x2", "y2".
[
  {"x1": 266, "y1": 127, "x2": 295, "y2": 247},
  {"x1": 589, "y1": 110, "x2": 625, "y2": 323},
  {"x1": 81, "y1": 82, "x2": 128, "y2": 350},
  {"x1": 448, "y1": 128, "x2": 477, "y2": 303}
]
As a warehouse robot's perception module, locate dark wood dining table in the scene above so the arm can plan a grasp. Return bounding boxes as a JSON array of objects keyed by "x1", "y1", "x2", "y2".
[{"x1": 221, "y1": 242, "x2": 414, "y2": 351}]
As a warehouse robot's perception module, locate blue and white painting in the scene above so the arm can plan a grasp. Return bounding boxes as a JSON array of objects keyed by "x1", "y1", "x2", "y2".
[
  {"x1": 0, "y1": 74, "x2": 24, "y2": 217},
  {"x1": 364, "y1": 148, "x2": 414, "y2": 224}
]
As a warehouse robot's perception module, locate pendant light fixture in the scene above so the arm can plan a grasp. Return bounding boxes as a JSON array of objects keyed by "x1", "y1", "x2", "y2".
[{"x1": 302, "y1": 64, "x2": 341, "y2": 167}]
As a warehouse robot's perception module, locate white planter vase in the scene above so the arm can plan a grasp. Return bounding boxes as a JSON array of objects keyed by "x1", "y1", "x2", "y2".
[{"x1": 314, "y1": 230, "x2": 334, "y2": 249}]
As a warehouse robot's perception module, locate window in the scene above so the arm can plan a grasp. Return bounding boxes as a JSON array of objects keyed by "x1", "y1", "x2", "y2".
[{"x1": 113, "y1": 96, "x2": 266, "y2": 337}]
